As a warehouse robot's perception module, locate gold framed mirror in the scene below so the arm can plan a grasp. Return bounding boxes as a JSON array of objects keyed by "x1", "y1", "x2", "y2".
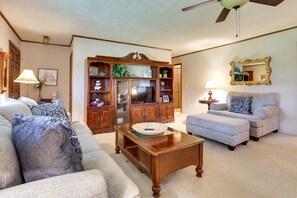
[{"x1": 230, "y1": 57, "x2": 271, "y2": 85}]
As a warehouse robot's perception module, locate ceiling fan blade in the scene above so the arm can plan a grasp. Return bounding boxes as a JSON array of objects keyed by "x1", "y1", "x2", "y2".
[
  {"x1": 182, "y1": 0, "x2": 218, "y2": 12},
  {"x1": 216, "y1": 8, "x2": 230, "y2": 23},
  {"x1": 250, "y1": 0, "x2": 284, "y2": 6}
]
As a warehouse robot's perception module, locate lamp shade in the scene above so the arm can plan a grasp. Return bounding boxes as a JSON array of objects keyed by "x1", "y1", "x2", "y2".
[
  {"x1": 205, "y1": 81, "x2": 216, "y2": 89},
  {"x1": 14, "y1": 69, "x2": 39, "y2": 84},
  {"x1": 220, "y1": 0, "x2": 249, "y2": 9}
]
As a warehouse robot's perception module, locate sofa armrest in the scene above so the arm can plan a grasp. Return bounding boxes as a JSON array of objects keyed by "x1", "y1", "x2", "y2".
[
  {"x1": 253, "y1": 106, "x2": 280, "y2": 119},
  {"x1": 0, "y1": 169, "x2": 108, "y2": 198},
  {"x1": 210, "y1": 103, "x2": 228, "y2": 111}
]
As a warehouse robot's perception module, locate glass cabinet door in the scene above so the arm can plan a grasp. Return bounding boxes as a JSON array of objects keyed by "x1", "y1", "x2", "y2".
[{"x1": 116, "y1": 80, "x2": 129, "y2": 124}]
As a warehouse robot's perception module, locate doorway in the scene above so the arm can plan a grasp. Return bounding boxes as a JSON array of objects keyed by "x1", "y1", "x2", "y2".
[
  {"x1": 8, "y1": 40, "x2": 20, "y2": 99},
  {"x1": 173, "y1": 64, "x2": 182, "y2": 112}
]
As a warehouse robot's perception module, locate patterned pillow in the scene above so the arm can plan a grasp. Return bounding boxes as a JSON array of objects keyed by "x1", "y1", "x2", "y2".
[
  {"x1": 228, "y1": 96, "x2": 253, "y2": 115},
  {"x1": 12, "y1": 114, "x2": 84, "y2": 183},
  {"x1": 30, "y1": 99, "x2": 68, "y2": 119}
]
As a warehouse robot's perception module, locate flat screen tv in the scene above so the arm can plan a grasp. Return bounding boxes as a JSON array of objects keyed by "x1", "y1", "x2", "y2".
[{"x1": 131, "y1": 86, "x2": 154, "y2": 104}]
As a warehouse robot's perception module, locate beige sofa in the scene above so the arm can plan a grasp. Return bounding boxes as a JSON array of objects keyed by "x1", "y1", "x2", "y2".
[
  {"x1": 0, "y1": 101, "x2": 139, "y2": 197},
  {"x1": 208, "y1": 91, "x2": 280, "y2": 141}
]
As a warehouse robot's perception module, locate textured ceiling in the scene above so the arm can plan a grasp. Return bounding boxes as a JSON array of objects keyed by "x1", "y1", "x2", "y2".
[{"x1": 1, "y1": 0, "x2": 297, "y2": 56}]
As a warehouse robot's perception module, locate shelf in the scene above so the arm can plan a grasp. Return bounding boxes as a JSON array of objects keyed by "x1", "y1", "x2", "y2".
[
  {"x1": 89, "y1": 75, "x2": 110, "y2": 78},
  {"x1": 160, "y1": 89, "x2": 172, "y2": 92},
  {"x1": 159, "y1": 77, "x2": 172, "y2": 80},
  {"x1": 88, "y1": 105, "x2": 112, "y2": 109},
  {"x1": 115, "y1": 77, "x2": 158, "y2": 80},
  {"x1": 90, "y1": 91, "x2": 110, "y2": 93}
]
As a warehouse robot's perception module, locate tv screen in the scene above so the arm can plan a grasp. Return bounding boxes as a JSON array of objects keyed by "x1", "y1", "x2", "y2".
[{"x1": 131, "y1": 86, "x2": 154, "y2": 104}]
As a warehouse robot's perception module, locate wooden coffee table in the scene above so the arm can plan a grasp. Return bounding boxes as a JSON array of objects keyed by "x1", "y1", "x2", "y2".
[{"x1": 115, "y1": 124, "x2": 204, "y2": 197}]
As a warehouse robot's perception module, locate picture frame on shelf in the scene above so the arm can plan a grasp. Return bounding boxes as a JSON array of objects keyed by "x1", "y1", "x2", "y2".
[
  {"x1": 90, "y1": 66, "x2": 99, "y2": 76},
  {"x1": 162, "y1": 95, "x2": 169, "y2": 102},
  {"x1": 38, "y1": 68, "x2": 58, "y2": 86}
]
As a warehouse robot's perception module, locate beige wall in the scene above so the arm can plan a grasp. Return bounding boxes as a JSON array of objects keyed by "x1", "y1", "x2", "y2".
[
  {"x1": 20, "y1": 42, "x2": 71, "y2": 110},
  {"x1": 71, "y1": 37, "x2": 172, "y2": 121},
  {"x1": 173, "y1": 28, "x2": 297, "y2": 135},
  {"x1": 0, "y1": 16, "x2": 21, "y2": 103}
]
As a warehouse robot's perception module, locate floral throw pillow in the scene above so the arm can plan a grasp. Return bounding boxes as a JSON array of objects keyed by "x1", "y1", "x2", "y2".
[
  {"x1": 228, "y1": 96, "x2": 253, "y2": 115},
  {"x1": 30, "y1": 99, "x2": 68, "y2": 119}
]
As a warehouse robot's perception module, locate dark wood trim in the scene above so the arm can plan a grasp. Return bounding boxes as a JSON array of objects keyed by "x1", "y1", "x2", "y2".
[
  {"x1": 9, "y1": 40, "x2": 20, "y2": 53},
  {"x1": 21, "y1": 40, "x2": 69, "y2": 47},
  {"x1": 72, "y1": 35, "x2": 172, "y2": 51},
  {"x1": 0, "y1": 11, "x2": 21, "y2": 41},
  {"x1": 69, "y1": 51, "x2": 73, "y2": 117},
  {"x1": 172, "y1": 25, "x2": 297, "y2": 59}
]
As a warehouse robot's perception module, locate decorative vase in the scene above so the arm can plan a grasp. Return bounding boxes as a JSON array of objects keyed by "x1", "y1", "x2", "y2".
[{"x1": 163, "y1": 74, "x2": 168, "y2": 78}]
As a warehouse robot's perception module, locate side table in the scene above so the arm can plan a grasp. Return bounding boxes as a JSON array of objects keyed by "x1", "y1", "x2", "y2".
[{"x1": 199, "y1": 99, "x2": 219, "y2": 110}]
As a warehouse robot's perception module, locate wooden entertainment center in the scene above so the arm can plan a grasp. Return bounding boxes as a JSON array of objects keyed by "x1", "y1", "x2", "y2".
[{"x1": 86, "y1": 53, "x2": 174, "y2": 134}]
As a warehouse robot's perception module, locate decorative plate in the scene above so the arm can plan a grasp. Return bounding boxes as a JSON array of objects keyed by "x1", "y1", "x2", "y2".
[{"x1": 132, "y1": 122, "x2": 168, "y2": 135}]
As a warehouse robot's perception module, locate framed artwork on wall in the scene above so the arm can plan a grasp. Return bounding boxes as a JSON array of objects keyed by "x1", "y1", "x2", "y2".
[{"x1": 38, "y1": 68, "x2": 58, "y2": 86}]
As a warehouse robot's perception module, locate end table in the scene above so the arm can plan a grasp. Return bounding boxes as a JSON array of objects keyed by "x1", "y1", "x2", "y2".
[{"x1": 199, "y1": 99, "x2": 219, "y2": 110}]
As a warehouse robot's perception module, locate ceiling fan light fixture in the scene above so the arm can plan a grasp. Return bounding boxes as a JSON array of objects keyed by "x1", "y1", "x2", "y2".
[{"x1": 220, "y1": 0, "x2": 249, "y2": 9}]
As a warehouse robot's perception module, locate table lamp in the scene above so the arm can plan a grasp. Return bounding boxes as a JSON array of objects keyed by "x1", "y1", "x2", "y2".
[
  {"x1": 14, "y1": 69, "x2": 39, "y2": 97},
  {"x1": 205, "y1": 81, "x2": 216, "y2": 100}
]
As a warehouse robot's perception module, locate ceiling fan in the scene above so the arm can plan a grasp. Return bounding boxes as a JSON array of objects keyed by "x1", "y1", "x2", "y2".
[{"x1": 182, "y1": 0, "x2": 284, "y2": 23}]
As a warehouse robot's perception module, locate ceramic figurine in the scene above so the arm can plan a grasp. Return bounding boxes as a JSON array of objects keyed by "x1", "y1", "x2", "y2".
[{"x1": 94, "y1": 80, "x2": 101, "y2": 91}]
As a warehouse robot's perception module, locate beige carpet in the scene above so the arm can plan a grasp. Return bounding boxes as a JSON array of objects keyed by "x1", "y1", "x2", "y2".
[{"x1": 94, "y1": 113, "x2": 297, "y2": 198}]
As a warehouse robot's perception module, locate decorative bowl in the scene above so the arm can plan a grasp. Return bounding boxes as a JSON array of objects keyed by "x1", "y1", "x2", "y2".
[{"x1": 132, "y1": 122, "x2": 168, "y2": 135}]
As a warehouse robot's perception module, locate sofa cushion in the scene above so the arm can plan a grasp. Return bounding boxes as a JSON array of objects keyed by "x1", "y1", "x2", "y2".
[
  {"x1": 228, "y1": 96, "x2": 252, "y2": 115},
  {"x1": 227, "y1": 91, "x2": 277, "y2": 113},
  {"x1": 12, "y1": 114, "x2": 84, "y2": 183},
  {"x1": 30, "y1": 99, "x2": 68, "y2": 119},
  {"x1": 0, "y1": 115, "x2": 22, "y2": 189},
  {"x1": 83, "y1": 150, "x2": 140, "y2": 198},
  {"x1": 0, "y1": 102, "x2": 32, "y2": 123},
  {"x1": 208, "y1": 110, "x2": 263, "y2": 128},
  {"x1": 18, "y1": 97, "x2": 38, "y2": 106}
]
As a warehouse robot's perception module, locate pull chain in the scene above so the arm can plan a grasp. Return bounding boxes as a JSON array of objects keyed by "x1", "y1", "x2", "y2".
[{"x1": 235, "y1": 7, "x2": 240, "y2": 38}]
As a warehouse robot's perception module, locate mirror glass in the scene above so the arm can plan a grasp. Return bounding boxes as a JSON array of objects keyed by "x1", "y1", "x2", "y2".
[{"x1": 230, "y1": 57, "x2": 271, "y2": 85}]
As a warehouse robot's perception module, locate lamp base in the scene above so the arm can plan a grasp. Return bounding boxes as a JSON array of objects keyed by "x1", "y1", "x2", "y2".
[{"x1": 208, "y1": 90, "x2": 215, "y2": 100}]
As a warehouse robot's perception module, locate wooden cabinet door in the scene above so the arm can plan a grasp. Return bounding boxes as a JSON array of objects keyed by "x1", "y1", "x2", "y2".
[
  {"x1": 167, "y1": 103, "x2": 174, "y2": 120},
  {"x1": 101, "y1": 108, "x2": 112, "y2": 128},
  {"x1": 159, "y1": 104, "x2": 167, "y2": 122},
  {"x1": 88, "y1": 109, "x2": 100, "y2": 129},
  {"x1": 131, "y1": 106, "x2": 145, "y2": 123},
  {"x1": 145, "y1": 105, "x2": 157, "y2": 122}
]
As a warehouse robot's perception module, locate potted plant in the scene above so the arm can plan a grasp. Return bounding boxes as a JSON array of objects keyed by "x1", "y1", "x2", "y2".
[
  {"x1": 162, "y1": 69, "x2": 168, "y2": 78},
  {"x1": 33, "y1": 80, "x2": 45, "y2": 101}
]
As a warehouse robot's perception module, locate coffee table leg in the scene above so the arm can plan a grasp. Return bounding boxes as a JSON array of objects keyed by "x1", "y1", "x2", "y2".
[
  {"x1": 152, "y1": 183, "x2": 161, "y2": 198},
  {"x1": 196, "y1": 166, "x2": 203, "y2": 177},
  {"x1": 115, "y1": 146, "x2": 120, "y2": 154}
]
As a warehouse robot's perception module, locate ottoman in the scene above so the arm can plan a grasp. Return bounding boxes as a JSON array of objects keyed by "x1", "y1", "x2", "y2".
[{"x1": 186, "y1": 113, "x2": 250, "y2": 151}]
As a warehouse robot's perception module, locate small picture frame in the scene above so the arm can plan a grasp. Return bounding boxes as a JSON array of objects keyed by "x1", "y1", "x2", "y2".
[
  {"x1": 90, "y1": 66, "x2": 99, "y2": 76},
  {"x1": 162, "y1": 95, "x2": 169, "y2": 102},
  {"x1": 38, "y1": 68, "x2": 58, "y2": 86}
]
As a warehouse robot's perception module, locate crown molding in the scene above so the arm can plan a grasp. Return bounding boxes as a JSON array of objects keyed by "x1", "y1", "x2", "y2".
[
  {"x1": 173, "y1": 25, "x2": 297, "y2": 59},
  {"x1": 70, "y1": 35, "x2": 172, "y2": 51},
  {"x1": 0, "y1": 11, "x2": 21, "y2": 41}
]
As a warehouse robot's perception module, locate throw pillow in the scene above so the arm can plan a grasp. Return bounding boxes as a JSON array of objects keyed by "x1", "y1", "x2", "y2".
[
  {"x1": 0, "y1": 102, "x2": 32, "y2": 123},
  {"x1": 0, "y1": 115, "x2": 22, "y2": 189},
  {"x1": 228, "y1": 96, "x2": 253, "y2": 115},
  {"x1": 30, "y1": 99, "x2": 68, "y2": 118},
  {"x1": 12, "y1": 114, "x2": 84, "y2": 183},
  {"x1": 18, "y1": 96, "x2": 38, "y2": 106}
]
